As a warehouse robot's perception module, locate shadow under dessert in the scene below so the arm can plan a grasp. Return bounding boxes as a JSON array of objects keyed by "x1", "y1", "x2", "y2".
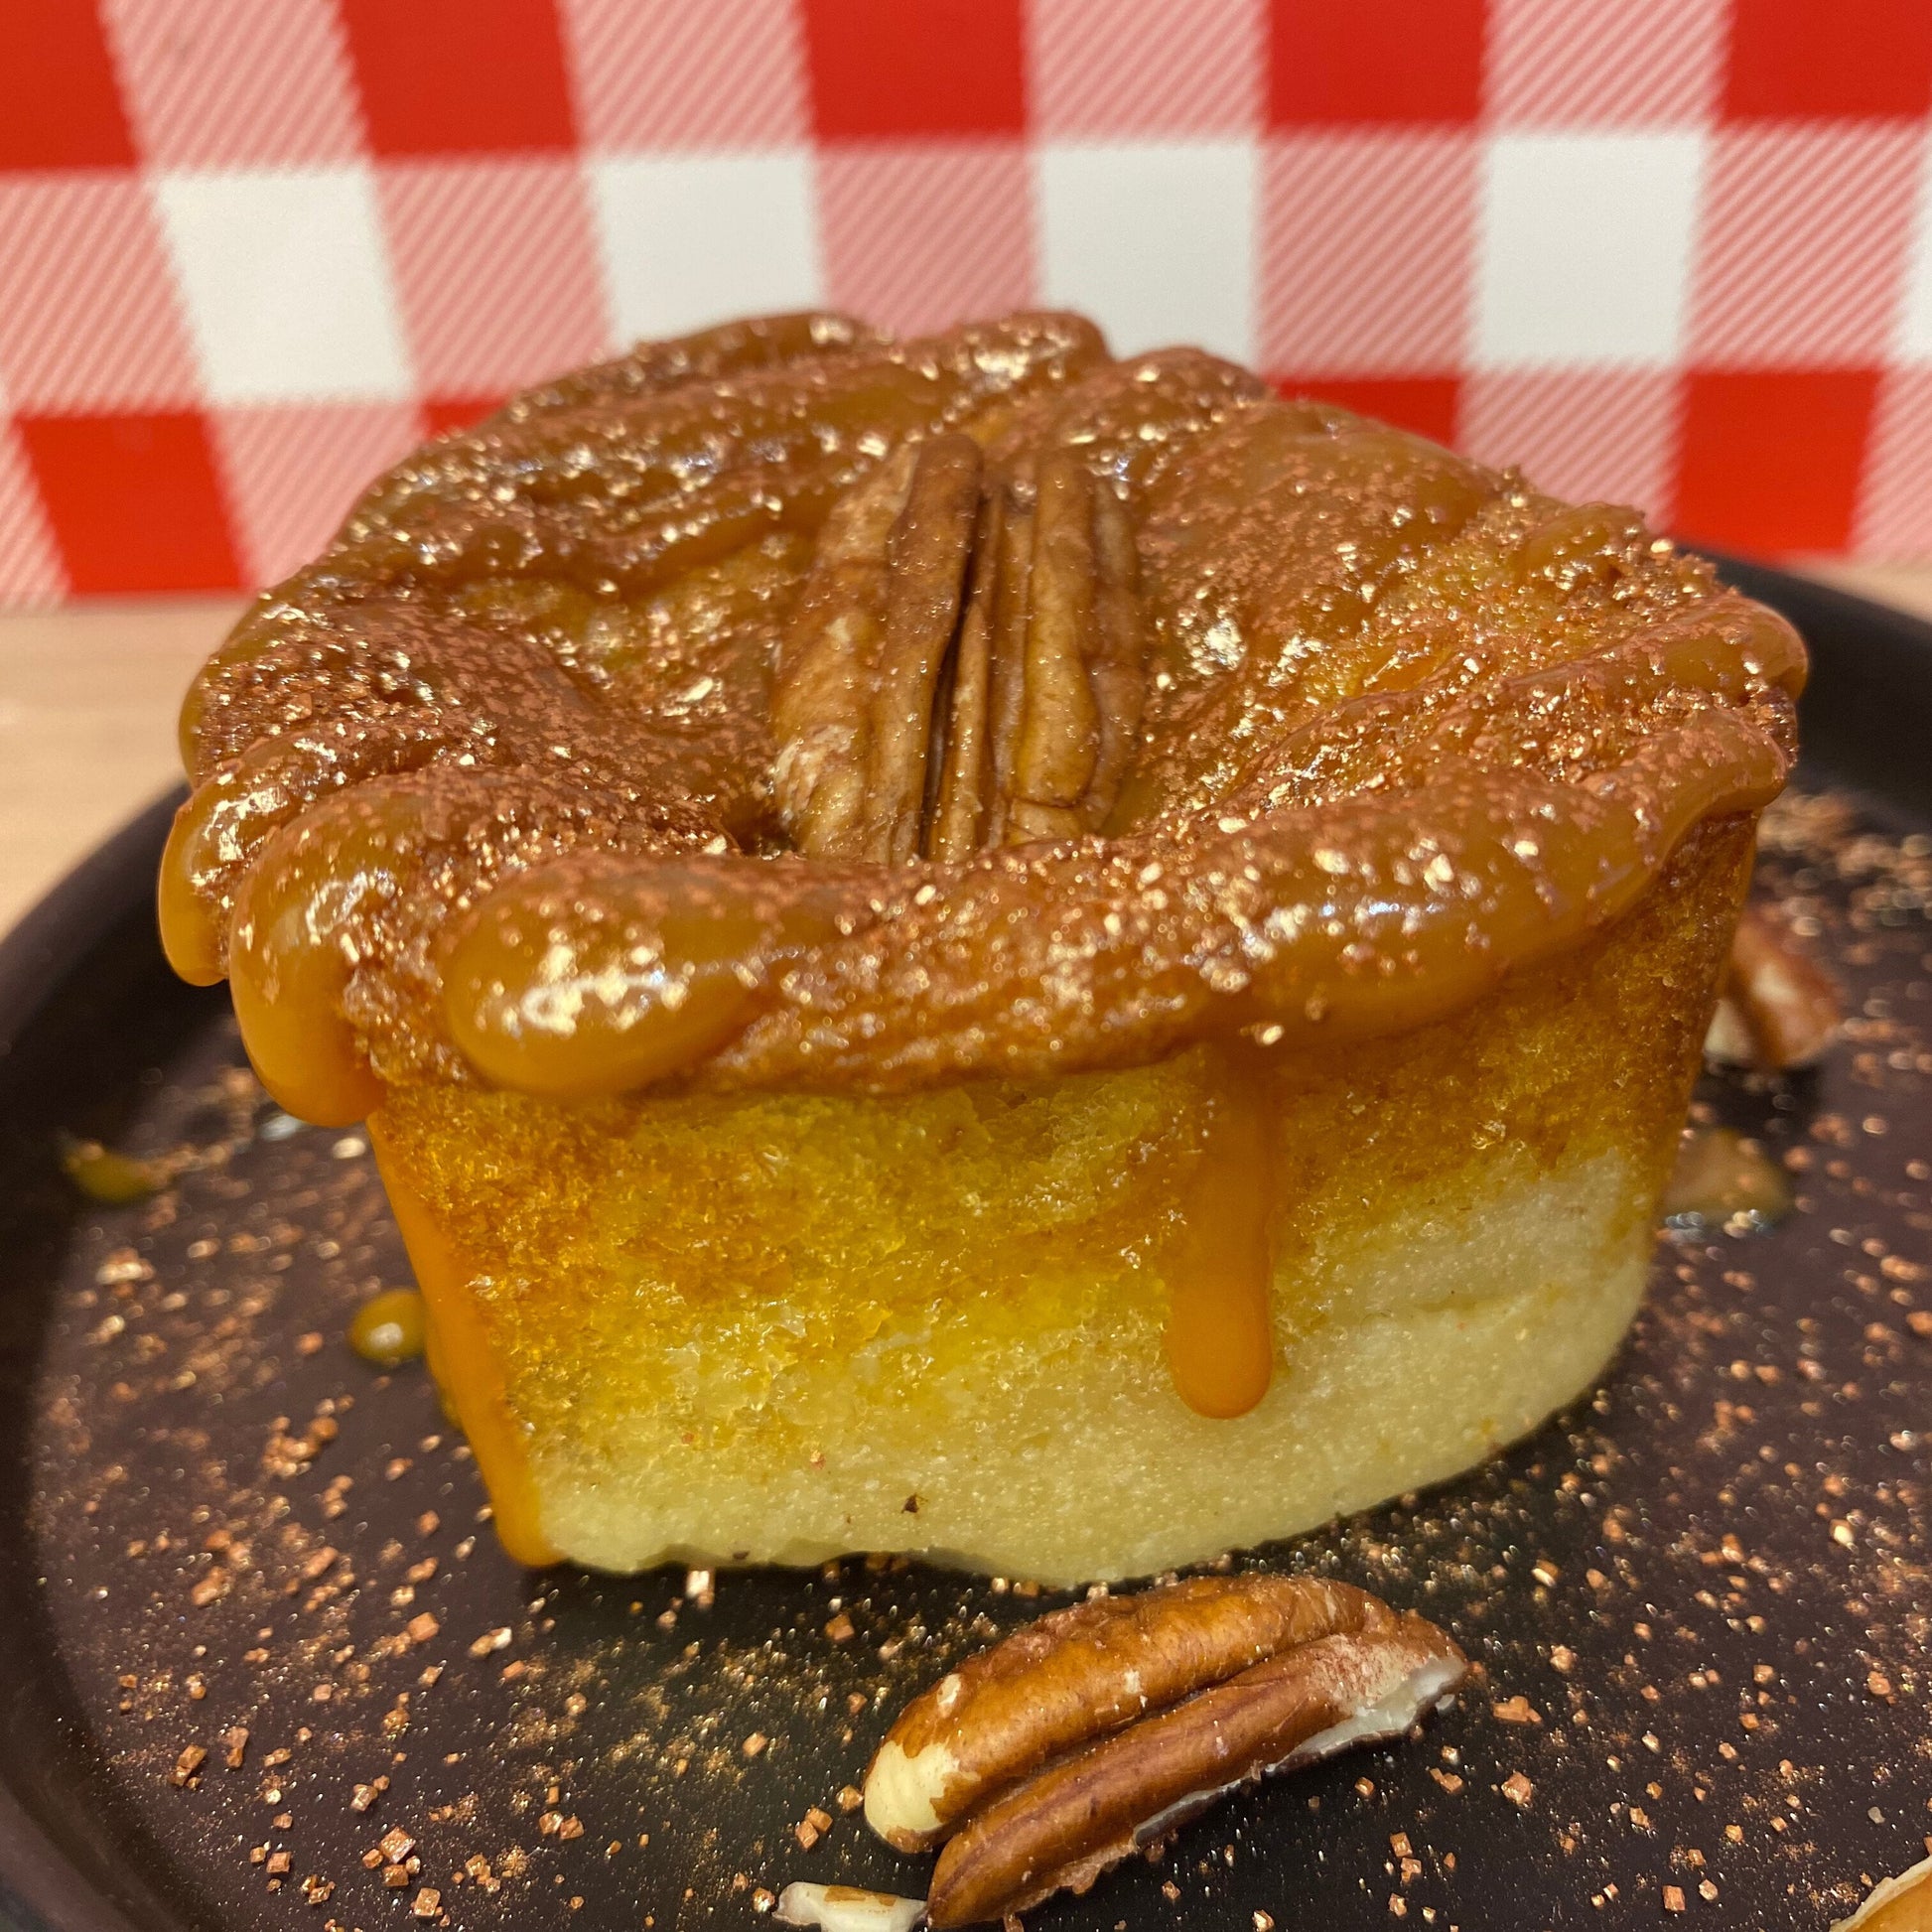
[{"x1": 156, "y1": 311, "x2": 1803, "y2": 1582}]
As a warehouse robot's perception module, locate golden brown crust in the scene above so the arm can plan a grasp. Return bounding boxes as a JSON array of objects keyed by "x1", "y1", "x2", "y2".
[{"x1": 158, "y1": 311, "x2": 1803, "y2": 1118}]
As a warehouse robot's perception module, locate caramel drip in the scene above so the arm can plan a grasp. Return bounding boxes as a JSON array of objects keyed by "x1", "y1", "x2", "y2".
[
  {"x1": 1660, "y1": 1126, "x2": 1792, "y2": 1226},
  {"x1": 223, "y1": 803, "x2": 392, "y2": 1127},
  {"x1": 368, "y1": 1120, "x2": 558, "y2": 1568},
  {"x1": 1163, "y1": 1054, "x2": 1277, "y2": 1419}
]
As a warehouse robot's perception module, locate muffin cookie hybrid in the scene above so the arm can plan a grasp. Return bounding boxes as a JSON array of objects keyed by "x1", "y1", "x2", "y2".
[{"x1": 158, "y1": 311, "x2": 1803, "y2": 1584}]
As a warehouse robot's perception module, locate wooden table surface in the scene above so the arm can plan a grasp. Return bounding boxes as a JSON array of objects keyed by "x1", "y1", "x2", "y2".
[{"x1": 3, "y1": 562, "x2": 1930, "y2": 943}]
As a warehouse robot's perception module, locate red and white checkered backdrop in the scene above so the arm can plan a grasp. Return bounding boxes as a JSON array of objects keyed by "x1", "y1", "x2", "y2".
[{"x1": 8, "y1": 0, "x2": 1932, "y2": 604}]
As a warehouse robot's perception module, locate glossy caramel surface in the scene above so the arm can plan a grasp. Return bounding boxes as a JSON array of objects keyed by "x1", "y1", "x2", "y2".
[{"x1": 159, "y1": 311, "x2": 1803, "y2": 1118}]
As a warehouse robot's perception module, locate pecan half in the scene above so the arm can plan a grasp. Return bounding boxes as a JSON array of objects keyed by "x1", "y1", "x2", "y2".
[
  {"x1": 928, "y1": 1616, "x2": 1463, "y2": 1927},
  {"x1": 1704, "y1": 905, "x2": 1841, "y2": 1071},
  {"x1": 862, "y1": 1574, "x2": 1465, "y2": 1927},
  {"x1": 860, "y1": 435, "x2": 984, "y2": 863},
  {"x1": 866, "y1": 1574, "x2": 1385, "y2": 1851},
  {"x1": 772, "y1": 437, "x2": 1147, "y2": 863}
]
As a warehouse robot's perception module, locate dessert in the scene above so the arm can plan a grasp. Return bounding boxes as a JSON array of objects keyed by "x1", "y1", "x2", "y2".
[{"x1": 156, "y1": 309, "x2": 1804, "y2": 1583}]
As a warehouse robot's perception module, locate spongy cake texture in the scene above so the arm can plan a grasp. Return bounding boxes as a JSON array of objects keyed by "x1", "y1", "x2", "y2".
[{"x1": 373, "y1": 819, "x2": 1748, "y2": 1582}]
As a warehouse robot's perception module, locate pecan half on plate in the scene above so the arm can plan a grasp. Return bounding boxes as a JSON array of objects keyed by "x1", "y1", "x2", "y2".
[
  {"x1": 861, "y1": 1573, "x2": 1466, "y2": 1928},
  {"x1": 1703, "y1": 904, "x2": 1842, "y2": 1071}
]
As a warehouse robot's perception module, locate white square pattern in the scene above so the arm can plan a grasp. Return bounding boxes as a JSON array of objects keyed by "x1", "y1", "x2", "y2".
[
  {"x1": 591, "y1": 151, "x2": 822, "y2": 343},
  {"x1": 1036, "y1": 140, "x2": 1258, "y2": 364},
  {"x1": 1887, "y1": 126, "x2": 1932, "y2": 362},
  {"x1": 154, "y1": 167, "x2": 412, "y2": 403},
  {"x1": 1474, "y1": 131, "x2": 1706, "y2": 369}
]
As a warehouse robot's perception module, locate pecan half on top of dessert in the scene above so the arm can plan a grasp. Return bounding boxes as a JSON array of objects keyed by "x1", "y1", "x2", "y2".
[{"x1": 157, "y1": 311, "x2": 1803, "y2": 1582}]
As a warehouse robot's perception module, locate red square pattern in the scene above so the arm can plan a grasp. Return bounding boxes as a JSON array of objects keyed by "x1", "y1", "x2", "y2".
[
  {"x1": 1688, "y1": 126, "x2": 1922, "y2": 368},
  {"x1": 561, "y1": 0, "x2": 808, "y2": 149},
  {"x1": 339, "y1": 0, "x2": 575, "y2": 157},
  {"x1": 1675, "y1": 369, "x2": 1879, "y2": 556},
  {"x1": 100, "y1": 0, "x2": 364, "y2": 168},
  {"x1": 1030, "y1": 0, "x2": 1263, "y2": 138},
  {"x1": 802, "y1": 0, "x2": 1026, "y2": 140},
  {"x1": 21, "y1": 413, "x2": 240, "y2": 596},
  {"x1": 212, "y1": 404, "x2": 424, "y2": 587},
  {"x1": 423, "y1": 396, "x2": 508, "y2": 437},
  {"x1": 1259, "y1": 134, "x2": 1479, "y2": 374},
  {"x1": 1269, "y1": 0, "x2": 1486, "y2": 125},
  {"x1": 378, "y1": 160, "x2": 610, "y2": 395},
  {"x1": 0, "y1": 0, "x2": 133, "y2": 169},
  {"x1": 1458, "y1": 369, "x2": 1682, "y2": 521},
  {"x1": 817, "y1": 144, "x2": 1034, "y2": 337},
  {"x1": 1485, "y1": 0, "x2": 1729, "y2": 126},
  {"x1": 18, "y1": 0, "x2": 1932, "y2": 600},
  {"x1": 1276, "y1": 375, "x2": 1461, "y2": 447},
  {"x1": 0, "y1": 177, "x2": 200, "y2": 412},
  {"x1": 0, "y1": 426, "x2": 66, "y2": 605},
  {"x1": 1723, "y1": 0, "x2": 1932, "y2": 121}
]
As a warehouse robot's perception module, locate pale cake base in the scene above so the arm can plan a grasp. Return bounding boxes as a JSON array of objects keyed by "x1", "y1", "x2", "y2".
[
  {"x1": 535, "y1": 1150, "x2": 1645, "y2": 1582},
  {"x1": 369, "y1": 817, "x2": 1753, "y2": 1585}
]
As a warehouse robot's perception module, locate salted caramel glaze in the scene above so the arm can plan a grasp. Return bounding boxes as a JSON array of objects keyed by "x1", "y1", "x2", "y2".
[{"x1": 160, "y1": 311, "x2": 1802, "y2": 1431}]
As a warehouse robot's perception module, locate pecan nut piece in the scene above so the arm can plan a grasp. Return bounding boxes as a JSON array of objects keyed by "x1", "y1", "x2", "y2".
[
  {"x1": 924, "y1": 489, "x2": 1005, "y2": 863},
  {"x1": 1704, "y1": 904, "x2": 1841, "y2": 1070},
  {"x1": 860, "y1": 435, "x2": 984, "y2": 864},
  {"x1": 863, "y1": 1574, "x2": 1450, "y2": 1853},
  {"x1": 925, "y1": 1612, "x2": 1465, "y2": 1928},
  {"x1": 774, "y1": 1883, "x2": 924, "y2": 1932},
  {"x1": 772, "y1": 435, "x2": 1148, "y2": 865},
  {"x1": 771, "y1": 443, "x2": 921, "y2": 859}
]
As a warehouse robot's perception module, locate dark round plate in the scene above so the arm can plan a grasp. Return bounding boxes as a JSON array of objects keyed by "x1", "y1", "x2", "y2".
[{"x1": 0, "y1": 563, "x2": 1927, "y2": 1932}]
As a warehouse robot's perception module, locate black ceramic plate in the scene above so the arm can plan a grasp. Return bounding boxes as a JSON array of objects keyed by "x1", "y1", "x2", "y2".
[{"x1": 0, "y1": 562, "x2": 1927, "y2": 1932}]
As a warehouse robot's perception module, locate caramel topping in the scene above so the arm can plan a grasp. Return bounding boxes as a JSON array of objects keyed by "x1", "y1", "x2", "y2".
[
  {"x1": 1162, "y1": 1051, "x2": 1277, "y2": 1419},
  {"x1": 346, "y1": 1287, "x2": 427, "y2": 1369},
  {"x1": 160, "y1": 310, "x2": 1803, "y2": 1111}
]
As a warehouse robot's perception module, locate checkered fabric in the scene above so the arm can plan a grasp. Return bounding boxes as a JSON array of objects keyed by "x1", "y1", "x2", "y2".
[{"x1": 8, "y1": 0, "x2": 1932, "y2": 603}]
